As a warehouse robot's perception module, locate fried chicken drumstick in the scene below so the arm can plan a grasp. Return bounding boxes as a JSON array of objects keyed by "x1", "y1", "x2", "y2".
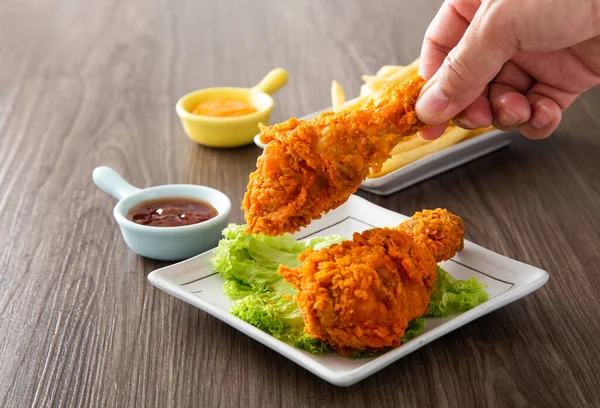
[
  {"x1": 243, "y1": 76, "x2": 427, "y2": 236},
  {"x1": 278, "y1": 209, "x2": 464, "y2": 354}
]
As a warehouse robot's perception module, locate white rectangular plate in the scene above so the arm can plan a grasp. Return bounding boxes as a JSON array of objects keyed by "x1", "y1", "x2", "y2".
[
  {"x1": 148, "y1": 195, "x2": 548, "y2": 386},
  {"x1": 253, "y1": 107, "x2": 512, "y2": 195}
]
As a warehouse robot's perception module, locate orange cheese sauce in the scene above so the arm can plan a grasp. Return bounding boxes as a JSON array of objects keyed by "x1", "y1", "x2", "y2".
[{"x1": 192, "y1": 98, "x2": 257, "y2": 117}]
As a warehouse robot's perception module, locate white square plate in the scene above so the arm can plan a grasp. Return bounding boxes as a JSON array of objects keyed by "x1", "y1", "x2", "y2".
[
  {"x1": 148, "y1": 195, "x2": 548, "y2": 386},
  {"x1": 253, "y1": 108, "x2": 513, "y2": 195}
]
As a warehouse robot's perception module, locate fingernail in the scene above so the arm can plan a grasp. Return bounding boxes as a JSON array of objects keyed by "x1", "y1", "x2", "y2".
[
  {"x1": 453, "y1": 116, "x2": 478, "y2": 129},
  {"x1": 416, "y1": 82, "x2": 450, "y2": 121},
  {"x1": 497, "y1": 108, "x2": 520, "y2": 126},
  {"x1": 531, "y1": 105, "x2": 554, "y2": 129}
]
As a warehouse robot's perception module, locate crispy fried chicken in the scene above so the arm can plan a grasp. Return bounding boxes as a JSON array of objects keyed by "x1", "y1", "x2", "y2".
[
  {"x1": 243, "y1": 76, "x2": 427, "y2": 236},
  {"x1": 278, "y1": 209, "x2": 464, "y2": 354}
]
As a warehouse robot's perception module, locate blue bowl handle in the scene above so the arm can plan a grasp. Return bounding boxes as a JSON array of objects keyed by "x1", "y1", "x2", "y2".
[{"x1": 92, "y1": 166, "x2": 140, "y2": 201}]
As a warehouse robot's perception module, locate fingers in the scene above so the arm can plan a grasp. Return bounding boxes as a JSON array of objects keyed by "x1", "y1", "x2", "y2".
[
  {"x1": 517, "y1": 82, "x2": 580, "y2": 139},
  {"x1": 491, "y1": 83, "x2": 577, "y2": 139},
  {"x1": 490, "y1": 90, "x2": 531, "y2": 130},
  {"x1": 524, "y1": 82, "x2": 580, "y2": 111},
  {"x1": 518, "y1": 97, "x2": 562, "y2": 139},
  {"x1": 453, "y1": 94, "x2": 493, "y2": 129},
  {"x1": 488, "y1": 62, "x2": 535, "y2": 130},
  {"x1": 419, "y1": 0, "x2": 481, "y2": 80},
  {"x1": 416, "y1": 0, "x2": 517, "y2": 126},
  {"x1": 419, "y1": 124, "x2": 448, "y2": 141}
]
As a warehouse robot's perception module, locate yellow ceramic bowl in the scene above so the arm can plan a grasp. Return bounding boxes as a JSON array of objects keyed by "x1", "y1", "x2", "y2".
[{"x1": 176, "y1": 68, "x2": 288, "y2": 148}]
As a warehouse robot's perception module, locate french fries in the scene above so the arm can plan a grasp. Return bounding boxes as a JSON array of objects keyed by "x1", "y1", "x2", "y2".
[
  {"x1": 370, "y1": 127, "x2": 472, "y2": 178},
  {"x1": 389, "y1": 134, "x2": 427, "y2": 156},
  {"x1": 375, "y1": 65, "x2": 404, "y2": 77},
  {"x1": 330, "y1": 58, "x2": 494, "y2": 177},
  {"x1": 330, "y1": 80, "x2": 345, "y2": 111},
  {"x1": 333, "y1": 58, "x2": 420, "y2": 112}
]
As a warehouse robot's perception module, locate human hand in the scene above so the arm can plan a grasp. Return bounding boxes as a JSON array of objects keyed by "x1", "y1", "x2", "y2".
[{"x1": 416, "y1": 0, "x2": 600, "y2": 140}]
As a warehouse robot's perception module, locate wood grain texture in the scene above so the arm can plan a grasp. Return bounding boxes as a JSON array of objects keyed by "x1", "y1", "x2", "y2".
[{"x1": 1, "y1": 0, "x2": 599, "y2": 406}]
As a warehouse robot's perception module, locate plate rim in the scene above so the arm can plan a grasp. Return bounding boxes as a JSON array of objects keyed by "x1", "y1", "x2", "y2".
[{"x1": 149, "y1": 253, "x2": 548, "y2": 386}]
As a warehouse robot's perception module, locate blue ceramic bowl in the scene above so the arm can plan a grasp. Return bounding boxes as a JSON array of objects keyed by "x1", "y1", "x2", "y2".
[{"x1": 93, "y1": 166, "x2": 231, "y2": 261}]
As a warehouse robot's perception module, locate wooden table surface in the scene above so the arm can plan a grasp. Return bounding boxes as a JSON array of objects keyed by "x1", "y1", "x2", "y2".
[{"x1": 2, "y1": 0, "x2": 600, "y2": 406}]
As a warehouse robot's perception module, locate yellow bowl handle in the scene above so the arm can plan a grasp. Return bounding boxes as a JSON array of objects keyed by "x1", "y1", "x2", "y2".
[{"x1": 252, "y1": 68, "x2": 288, "y2": 95}]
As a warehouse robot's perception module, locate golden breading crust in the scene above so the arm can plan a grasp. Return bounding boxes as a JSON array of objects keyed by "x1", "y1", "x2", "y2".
[
  {"x1": 278, "y1": 227, "x2": 437, "y2": 353},
  {"x1": 398, "y1": 208, "x2": 465, "y2": 262}
]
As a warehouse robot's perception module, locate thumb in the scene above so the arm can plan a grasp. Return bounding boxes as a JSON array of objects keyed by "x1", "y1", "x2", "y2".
[{"x1": 416, "y1": 2, "x2": 516, "y2": 125}]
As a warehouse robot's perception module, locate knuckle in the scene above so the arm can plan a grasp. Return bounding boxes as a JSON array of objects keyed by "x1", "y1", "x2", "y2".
[
  {"x1": 423, "y1": 37, "x2": 452, "y2": 56},
  {"x1": 445, "y1": 0, "x2": 462, "y2": 12}
]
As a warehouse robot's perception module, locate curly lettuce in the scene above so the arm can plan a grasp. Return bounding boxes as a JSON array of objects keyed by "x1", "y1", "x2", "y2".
[
  {"x1": 229, "y1": 290, "x2": 303, "y2": 342},
  {"x1": 295, "y1": 334, "x2": 332, "y2": 354},
  {"x1": 426, "y1": 267, "x2": 489, "y2": 317},
  {"x1": 402, "y1": 317, "x2": 427, "y2": 342}
]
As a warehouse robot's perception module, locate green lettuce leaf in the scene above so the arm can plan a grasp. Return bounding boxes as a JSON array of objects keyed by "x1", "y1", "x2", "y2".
[
  {"x1": 229, "y1": 291, "x2": 304, "y2": 342},
  {"x1": 426, "y1": 267, "x2": 489, "y2": 317},
  {"x1": 402, "y1": 318, "x2": 426, "y2": 342},
  {"x1": 295, "y1": 334, "x2": 331, "y2": 354},
  {"x1": 211, "y1": 224, "x2": 344, "y2": 292}
]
